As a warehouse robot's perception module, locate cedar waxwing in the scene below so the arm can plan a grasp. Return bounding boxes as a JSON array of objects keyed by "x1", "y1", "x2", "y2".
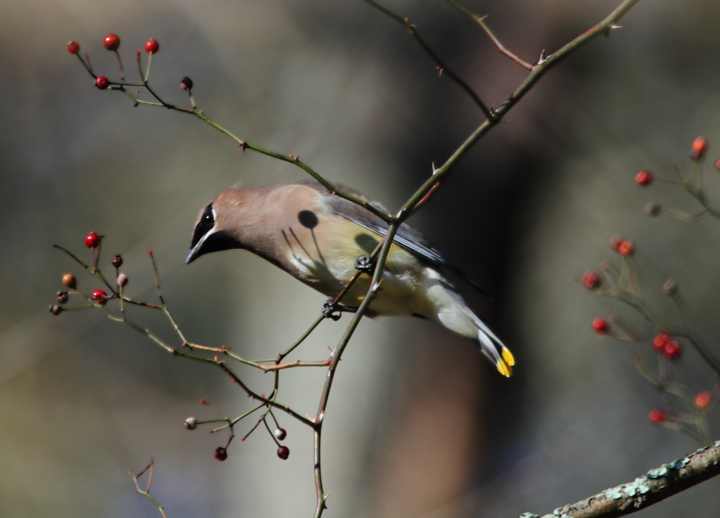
[{"x1": 186, "y1": 179, "x2": 514, "y2": 376}]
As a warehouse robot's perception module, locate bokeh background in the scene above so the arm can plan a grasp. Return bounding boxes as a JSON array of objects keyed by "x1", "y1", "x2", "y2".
[{"x1": 1, "y1": 0, "x2": 719, "y2": 517}]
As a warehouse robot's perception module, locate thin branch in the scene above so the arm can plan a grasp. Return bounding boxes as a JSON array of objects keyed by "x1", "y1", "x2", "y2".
[
  {"x1": 446, "y1": 0, "x2": 534, "y2": 70},
  {"x1": 528, "y1": 441, "x2": 720, "y2": 518},
  {"x1": 364, "y1": 0, "x2": 494, "y2": 120}
]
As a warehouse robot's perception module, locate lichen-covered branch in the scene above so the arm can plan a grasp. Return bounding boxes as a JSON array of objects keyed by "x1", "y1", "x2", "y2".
[{"x1": 523, "y1": 441, "x2": 720, "y2": 518}]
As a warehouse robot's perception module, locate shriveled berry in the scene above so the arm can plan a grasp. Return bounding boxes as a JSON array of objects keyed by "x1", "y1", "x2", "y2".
[
  {"x1": 618, "y1": 240, "x2": 634, "y2": 257},
  {"x1": 104, "y1": 34, "x2": 120, "y2": 51},
  {"x1": 111, "y1": 254, "x2": 123, "y2": 268},
  {"x1": 184, "y1": 417, "x2": 198, "y2": 430},
  {"x1": 92, "y1": 289, "x2": 108, "y2": 306},
  {"x1": 663, "y1": 340, "x2": 682, "y2": 360},
  {"x1": 57, "y1": 290, "x2": 69, "y2": 304},
  {"x1": 591, "y1": 318, "x2": 608, "y2": 334},
  {"x1": 62, "y1": 273, "x2": 77, "y2": 289},
  {"x1": 691, "y1": 136, "x2": 708, "y2": 158},
  {"x1": 95, "y1": 76, "x2": 109, "y2": 89},
  {"x1": 274, "y1": 428, "x2": 287, "y2": 440},
  {"x1": 694, "y1": 391, "x2": 713, "y2": 409},
  {"x1": 652, "y1": 333, "x2": 671, "y2": 352},
  {"x1": 648, "y1": 408, "x2": 667, "y2": 425},
  {"x1": 49, "y1": 304, "x2": 63, "y2": 316},
  {"x1": 644, "y1": 202, "x2": 662, "y2": 217},
  {"x1": 85, "y1": 232, "x2": 101, "y2": 248},
  {"x1": 215, "y1": 447, "x2": 228, "y2": 461},
  {"x1": 663, "y1": 279, "x2": 677, "y2": 295},
  {"x1": 277, "y1": 446, "x2": 290, "y2": 460},
  {"x1": 117, "y1": 273, "x2": 128, "y2": 287},
  {"x1": 582, "y1": 270, "x2": 601, "y2": 290},
  {"x1": 635, "y1": 170, "x2": 653, "y2": 186},
  {"x1": 67, "y1": 41, "x2": 80, "y2": 54},
  {"x1": 181, "y1": 76, "x2": 193, "y2": 90},
  {"x1": 144, "y1": 39, "x2": 159, "y2": 53}
]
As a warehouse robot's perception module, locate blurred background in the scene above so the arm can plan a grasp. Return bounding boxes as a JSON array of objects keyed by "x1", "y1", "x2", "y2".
[{"x1": 1, "y1": 0, "x2": 720, "y2": 516}]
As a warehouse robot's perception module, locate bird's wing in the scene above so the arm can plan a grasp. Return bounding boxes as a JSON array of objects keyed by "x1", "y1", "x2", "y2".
[{"x1": 295, "y1": 179, "x2": 447, "y2": 266}]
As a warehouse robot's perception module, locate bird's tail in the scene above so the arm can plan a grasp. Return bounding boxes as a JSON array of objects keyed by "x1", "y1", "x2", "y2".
[{"x1": 471, "y1": 314, "x2": 514, "y2": 378}]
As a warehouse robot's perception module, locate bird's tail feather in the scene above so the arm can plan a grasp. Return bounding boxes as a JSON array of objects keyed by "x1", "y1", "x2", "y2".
[{"x1": 472, "y1": 315, "x2": 514, "y2": 378}]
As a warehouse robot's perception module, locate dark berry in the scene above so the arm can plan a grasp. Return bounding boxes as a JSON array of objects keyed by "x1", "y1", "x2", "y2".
[
  {"x1": 92, "y1": 289, "x2": 108, "y2": 306},
  {"x1": 648, "y1": 408, "x2": 667, "y2": 425},
  {"x1": 67, "y1": 41, "x2": 80, "y2": 54},
  {"x1": 181, "y1": 76, "x2": 193, "y2": 90},
  {"x1": 144, "y1": 39, "x2": 159, "y2": 53},
  {"x1": 104, "y1": 34, "x2": 120, "y2": 51},
  {"x1": 85, "y1": 232, "x2": 101, "y2": 248},
  {"x1": 95, "y1": 77, "x2": 109, "y2": 90},
  {"x1": 49, "y1": 304, "x2": 63, "y2": 316},
  {"x1": 635, "y1": 170, "x2": 653, "y2": 186},
  {"x1": 274, "y1": 428, "x2": 287, "y2": 440},
  {"x1": 215, "y1": 447, "x2": 228, "y2": 461},
  {"x1": 582, "y1": 270, "x2": 601, "y2": 290},
  {"x1": 111, "y1": 254, "x2": 123, "y2": 268},
  {"x1": 57, "y1": 291, "x2": 69, "y2": 304},
  {"x1": 591, "y1": 318, "x2": 608, "y2": 334},
  {"x1": 62, "y1": 273, "x2": 77, "y2": 289},
  {"x1": 277, "y1": 446, "x2": 289, "y2": 460}
]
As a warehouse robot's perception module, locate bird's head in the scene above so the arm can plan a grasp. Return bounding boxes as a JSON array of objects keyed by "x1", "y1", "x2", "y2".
[{"x1": 186, "y1": 189, "x2": 247, "y2": 264}]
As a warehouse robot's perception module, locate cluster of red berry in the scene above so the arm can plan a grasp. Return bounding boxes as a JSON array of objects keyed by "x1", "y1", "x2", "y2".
[
  {"x1": 66, "y1": 34, "x2": 161, "y2": 90},
  {"x1": 634, "y1": 136, "x2": 720, "y2": 189},
  {"x1": 49, "y1": 232, "x2": 128, "y2": 316}
]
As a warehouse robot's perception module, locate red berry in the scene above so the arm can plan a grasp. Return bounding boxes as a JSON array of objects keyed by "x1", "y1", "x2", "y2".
[
  {"x1": 648, "y1": 408, "x2": 667, "y2": 425},
  {"x1": 609, "y1": 236, "x2": 624, "y2": 251},
  {"x1": 95, "y1": 76, "x2": 109, "y2": 90},
  {"x1": 215, "y1": 447, "x2": 228, "y2": 461},
  {"x1": 635, "y1": 170, "x2": 653, "y2": 186},
  {"x1": 274, "y1": 428, "x2": 287, "y2": 440},
  {"x1": 277, "y1": 446, "x2": 290, "y2": 460},
  {"x1": 582, "y1": 270, "x2": 601, "y2": 290},
  {"x1": 652, "y1": 333, "x2": 671, "y2": 352},
  {"x1": 715, "y1": 158, "x2": 720, "y2": 171},
  {"x1": 691, "y1": 136, "x2": 708, "y2": 158},
  {"x1": 92, "y1": 289, "x2": 108, "y2": 306},
  {"x1": 144, "y1": 39, "x2": 159, "y2": 53},
  {"x1": 85, "y1": 232, "x2": 101, "y2": 248},
  {"x1": 104, "y1": 34, "x2": 120, "y2": 51},
  {"x1": 591, "y1": 318, "x2": 608, "y2": 334},
  {"x1": 663, "y1": 340, "x2": 682, "y2": 360},
  {"x1": 618, "y1": 240, "x2": 634, "y2": 257},
  {"x1": 67, "y1": 41, "x2": 80, "y2": 54},
  {"x1": 694, "y1": 391, "x2": 713, "y2": 409},
  {"x1": 62, "y1": 273, "x2": 77, "y2": 289}
]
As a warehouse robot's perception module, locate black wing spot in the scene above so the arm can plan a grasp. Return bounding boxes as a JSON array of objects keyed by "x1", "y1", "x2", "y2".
[{"x1": 298, "y1": 210, "x2": 319, "y2": 229}]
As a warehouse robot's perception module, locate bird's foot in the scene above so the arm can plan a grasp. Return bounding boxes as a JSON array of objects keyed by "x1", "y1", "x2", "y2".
[
  {"x1": 322, "y1": 298, "x2": 357, "y2": 321},
  {"x1": 354, "y1": 255, "x2": 375, "y2": 274}
]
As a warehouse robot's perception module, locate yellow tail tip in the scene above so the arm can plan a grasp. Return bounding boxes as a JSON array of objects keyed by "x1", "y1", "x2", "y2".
[
  {"x1": 496, "y1": 359, "x2": 512, "y2": 377},
  {"x1": 502, "y1": 347, "x2": 515, "y2": 367}
]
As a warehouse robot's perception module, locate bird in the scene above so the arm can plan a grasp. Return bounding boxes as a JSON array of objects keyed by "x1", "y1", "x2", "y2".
[{"x1": 186, "y1": 179, "x2": 514, "y2": 377}]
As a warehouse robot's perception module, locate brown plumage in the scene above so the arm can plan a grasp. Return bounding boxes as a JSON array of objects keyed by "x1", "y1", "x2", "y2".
[{"x1": 186, "y1": 179, "x2": 514, "y2": 376}]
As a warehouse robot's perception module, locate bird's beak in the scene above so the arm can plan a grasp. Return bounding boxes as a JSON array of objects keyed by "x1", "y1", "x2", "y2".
[{"x1": 185, "y1": 230, "x2": 241, "y2": 264}]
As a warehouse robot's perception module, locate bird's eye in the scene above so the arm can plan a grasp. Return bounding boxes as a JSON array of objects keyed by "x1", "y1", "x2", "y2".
[{"x1": 203, "y1": 212, "x2": 214, "y2": 224}]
